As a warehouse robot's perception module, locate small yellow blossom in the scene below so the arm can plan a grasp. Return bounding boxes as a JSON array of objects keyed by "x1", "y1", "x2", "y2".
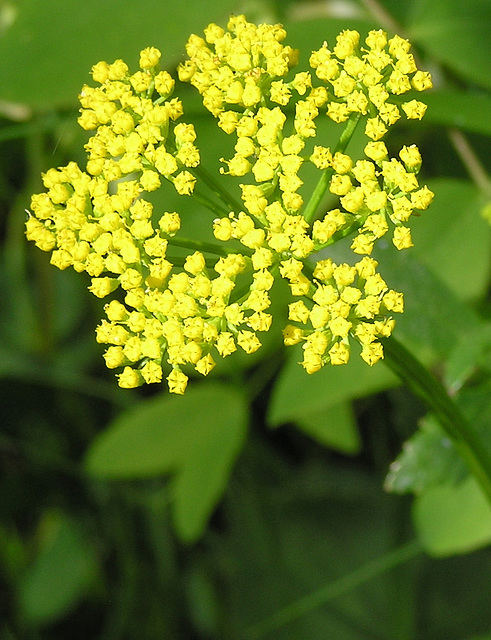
[
  {"x1": 237, "y1": 330, "x2": 262, "y2": 354},
  {"x1": 329, "y1": 341, "x2": 350, "y2": 365},
  {"x1": 402, "y1": 100, "x2": 427, "y2": 120},
  {"x1": 118, "y1": 366, "x2": 142, "y2": 389},
  {"x1": 167, "y1": 369, "x2": 188, "y2": 394},
  {"x1": 393, "y1": 225, "x2": 414, "y2": 250}
]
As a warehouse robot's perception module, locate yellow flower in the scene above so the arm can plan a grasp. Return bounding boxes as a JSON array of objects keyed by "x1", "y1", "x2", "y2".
[
  {"x1": 365, "y1": 117, "x2": 388, "y2": 141},
  {"x1": 155, "y1": 71, "x2": 175, "y2": 96},
  {"x1": 412, "y1": 70, "x2": 433, "y2": 91},
  {"x1": 237, "y1": 330, "x2": 262, "y2": 354},
  {"x1": 402, "y1": 100, "x2": 427, "y2": 120},
  {"x1": 393, "y1": 226, "x2": 414, "y2": 250},
  {"x1": 173, "y1": 171, "x2": 196, "y2": 195},
  {"x1": 167, "y1": 369, "x2": 188, "y2": 394},
  {"x1": 288, "y1": 300, "x2": 310, "y2": 324},
  {"x1": 411, "y1": 186, "x2": 434, "y2": 210},
  {"x1": 383, "y1": 290, "x2": 404, "y2": 313},
  {"x1": 216, "y1": 332, "x2": 237, "y2": 356},
  {"x1": 361, "y1": 342, "x2": 384, "y2": 366},
  {"x1": 141, "y1": 361, "x2": 163, "y2": 384},
  {"x1": 184, "y1": 251, "x2": 206, "y2": 275},
  {"x1": 196, "y1": 354, "x2": 216, "y2": 376},
  {"x1": 399, "y1": 144, "x2": 422, "y2": 169},
  {"x1": 329, "y1": 341, "x2": 350, "y2": 365},
  {"x1": 364, "y1": 141, "x2": 388, "y2": 163},
  {"x1": 118, "y1": 366, "x2": 142, "y2": 388},
  {"x1": 330, "y1": 174, "x2": 352, "y2": 196},
  {"x1": 329, "y1": 316, "x2": 352, "y2": 338},
  {"x1": 89, "y1": 276, "x2": 119, "y2": 298},
  {"x1": 139, "y1": 46, "x2": 161, "y2": 69}
]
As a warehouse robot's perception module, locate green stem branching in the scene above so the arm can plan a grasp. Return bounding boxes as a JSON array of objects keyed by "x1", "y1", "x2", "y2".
[
  {"x1": 191, "y1": 164, "x2": 244, "y2": 213},
  {"x1": 303, "y1": 112, "x2": 362, "y2": 225},
  {"x1": 163, "y1": 174, "x2": 229, "y2": 217},
  {"x1": 188, "y1": 187, "x2": 230, "y2": 217}
]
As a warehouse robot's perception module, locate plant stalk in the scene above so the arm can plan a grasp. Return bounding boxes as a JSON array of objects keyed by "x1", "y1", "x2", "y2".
[
  {"x1": 191, "y1": 164, "x2": 244, "y2": 213},
  {"x1": 243, "y1": 539, "x2": 421, "y2": 639},
  {"x1": 167, "y1": 236, "x2": 234, "y2": 257},
  {"x1": 382, "y1": 336, "x2": 491, "y2": 503},
  {"x1": 303, "y1": 112, "x2": 361, "y2": 225}
]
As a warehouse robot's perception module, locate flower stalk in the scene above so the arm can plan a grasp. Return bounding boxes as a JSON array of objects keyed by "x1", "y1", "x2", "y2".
[
  {"x1": 302, "y1": 113, "x2": 362, "y2": 225},
  {"x1": 191, "y1": 164, "x2": 243, "y2": 213}
]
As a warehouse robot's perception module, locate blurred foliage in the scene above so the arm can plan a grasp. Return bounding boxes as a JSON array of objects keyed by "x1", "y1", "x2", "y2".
[{"x1": 1, "y1": 0, "x2": 491, "y2": 638}]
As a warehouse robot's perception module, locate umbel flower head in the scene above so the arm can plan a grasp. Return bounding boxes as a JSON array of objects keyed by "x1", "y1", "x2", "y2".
[{"x1": 26, "y1": 17, "x2": 434, "y2": 394}]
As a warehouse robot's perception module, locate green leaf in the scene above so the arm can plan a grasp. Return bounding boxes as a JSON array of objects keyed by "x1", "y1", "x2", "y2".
[
  {"x1": 18, "y1": 513, "x2": 98, "y2": 625},
  {"x1": 0, "y1": 0, "x2": 237, "y2": 108},
  {"x1": 85, "y1": 383, "x2": 248, "y2": 542},
  {"x1": 385, "y1": 415, "x2": 464, "y2": 495},
  {"x1": 268, "y1": 344, "x2": 398, "y2": 428},
  {"x1": 413, "y1": 476, "x2": 491, "y2": 556},
  {"x1": 410, "y1": 179, "x2": 491, "y2": 302},
  {"x1": 423, "y1": 90, "x2": 491, "y2": 137},
  {"x1": 389, "y1": 379, "x2": 491, "y2": 555},
  {"x1": 296, "y1": 401, "x2": 361, "y2": 455},
  {"x1": 408, "y1": 0, "x2": 491, "y2": 89},
  {"x1": 387, "y1": 374, "x2": 491, "y2": 497}
]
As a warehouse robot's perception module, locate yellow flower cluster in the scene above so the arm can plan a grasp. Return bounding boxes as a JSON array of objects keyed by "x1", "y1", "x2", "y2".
[
  {"x1": 283, "y1": 256, "x2": 402, "y2": 369},
  {"x1": 26, "y1": 46, "x2": 201, "y2": 275},
  {"x1": 96, "y1": 246, "x2": 274, "y2": 394},
  {"x1": 180, "y1": 17, "x2": 433, "y2": 256},
  {"x1": 179, "y1": 15, "x2": 317, "y2": 220},
  {"x1": 25, "y1": 46, "x2": 279, "y2": 393},
  {"x1": 78, "y1": 47, "x2": 199, "y2": 195},
  {"x1": 26, "y1": 18, "x2": 434, "y2": 392},
  {"x1": 175, "y1": 16, "x2": 433, "y2": 371},
  {"x1": 317, "y1": 141, "x2": 434, "y2": 255},
  {"x1": 26, "y1": 152, "x2": 274, "y2": 394},
  {"x1": 178, "y1": 14, "x2": 302, "y2": 115},
  {"x1": 310, "y1": 29, "x2": 433, "y2": 138}
]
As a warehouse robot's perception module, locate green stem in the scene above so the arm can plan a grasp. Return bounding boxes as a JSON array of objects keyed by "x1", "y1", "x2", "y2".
[
  {"x1": 448, "y1": 128, "x2": 491, "y2": 198},
  {"x1": 191, "y1": 165, "x2": 243, "y2": 213},
  {"x1": 319, "y1": 211, "x2": 370, "y2": 248},
  {"x1": 303, "y1": 112, "x2": 362, "y2": 225},
  {"x1": 358, "y1": 0, "x2": 402, "y2": 34},
  {"x1": 302, "y1": 165, "x2": 335, "y2": 225},
  {"x1": 164, "y1": 174, "x2": 229, "y2": 217},
  {"x1": 167, "y1": 236, "x2": 232, "y2": 257},
  {"x1": 334, "y1": 112, "x2": 363, "y2": 153},
  {"x1": 243, "y1": 540, "x2": 421, "y2": 639},
  {"x1": 191, "y1": 187, "x2": 230, "y2": 217},
  {"x1": 382, "y1": 336, "x2": 491, "y2": 503}
]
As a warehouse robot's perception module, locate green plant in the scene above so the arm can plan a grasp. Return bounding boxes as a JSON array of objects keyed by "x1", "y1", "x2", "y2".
[{"x1": 1, "y1": 1, "x2": 491, "y2": 638}]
